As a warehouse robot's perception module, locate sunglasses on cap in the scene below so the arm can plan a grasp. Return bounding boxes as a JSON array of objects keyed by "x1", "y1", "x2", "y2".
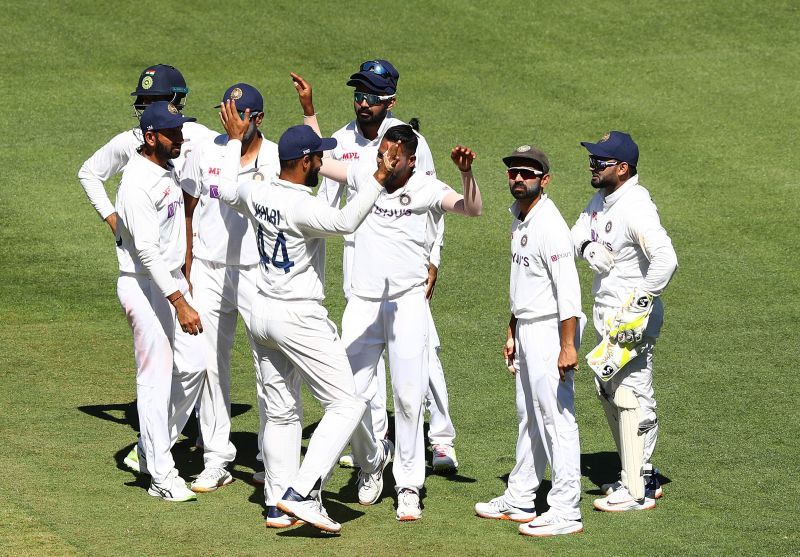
[
  {"x1": 507, "y1": 167, "x2": 544, "y2": 180},
  {"x1": 238, "y1": 110, "x2": 262, "y2": 120},
  {"x1": 589, "y1": 157, "x2": 621, "y2": 170},
  {"x1": 360, "y1": 60, "x2": 394, "y2": 78},
  {"x1": 354, "y1": 91, "x2": 395, "y2": 106}
]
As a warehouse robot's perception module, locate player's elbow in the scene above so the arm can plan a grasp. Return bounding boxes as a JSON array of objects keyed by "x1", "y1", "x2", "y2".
[{"x1": 465, "y1": 204, "x2": 482, "y2": 217}]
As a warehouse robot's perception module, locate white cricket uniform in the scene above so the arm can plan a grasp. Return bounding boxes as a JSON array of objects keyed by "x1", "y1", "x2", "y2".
[
  {"x1": 571, "y1": 175, "x2": 678, "y2": 463},
  {"x1": 114, "y1": 153, "x2": 207, "y2": 483},
  {"x1": 217, "y1": 139, "x2": 382, "y2": 505},
  {"x1": 318, "y1": 115, "x2": 456, "y2": 449},
  {"x1": 343, "y1": 164, "x2": 454, "y2": 492},
  {"x1": 180, "y1": 133, "x2": 280, "y2": 470},
  {"x1": 503, "y1": 194, "x2": 584, "y2": 520}
]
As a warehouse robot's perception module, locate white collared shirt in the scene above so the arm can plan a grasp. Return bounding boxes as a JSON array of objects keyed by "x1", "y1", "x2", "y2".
[
  {"x1": 571, "y1": 175, "x2": 678, "y2": 307},
  {"x1": 180, "y1": 134, "x2": 279, "y2": 266},
  {"x1": 347, "y1": 164, "x2": 453, "y2": 299},
  {"x1": 509, "y1": 194, "x2": 582, "y2": 321},
  {"x1": 115, "y1": 153, "x2": 185, "y2": 297},
  {"x1": 79, "y1": 121, "x2": 216, "y2": 220}
]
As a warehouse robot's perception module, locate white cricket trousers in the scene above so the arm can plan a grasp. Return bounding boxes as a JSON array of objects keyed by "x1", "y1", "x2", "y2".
[
  {"x1": 190, "y1": 258, "x2": 266, "y2": 469},
  {"x1": 505, "y1": 316, "x2": 582, "y2": 521},
  {"x1": 117, "y1": 272, "x2": 206, "y2": 483},
  {"x1": 249, "y1": 295, "x2": 368, "y2": 506},
  {"x1": 343, "y1": 244, "x2": 455, "y2": 447},
  {"x1": 344, "y1": 288, "x2": 429, "y2": 492},
  {"x1": 593, "y1": 303, "x2": 661, "y2": 463}
]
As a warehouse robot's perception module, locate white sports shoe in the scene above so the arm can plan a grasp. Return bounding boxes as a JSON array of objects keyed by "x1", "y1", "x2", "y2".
[
  {"x1": 396, "y1": 488, "x2": 422, "y2": 521},
  {"x1": 123, "y1": 446, "x2": 147, "y2": 475},
  {"x1": 147, "y1": 469, "x2": 197, "y2": 502},
  {"x1": 265, "y1": 505, "x2": 305, "y2": 529},
  {"x1": 278, "y1": 488, "x2": 341, "y2": 534},
  {"x1": 519, "y1": 511, "x2": 583, "y2": 537},
  {"x1": 190, "y1": 467, "x2": 233, "y2": 493},
  {"x1": 602, "y1": 479, "x2": 623, "y2": 495},
  {"x1": 431, "y1": 444, "x2": 459, "y2": 471},
  {"x1": 339, "y1": 453, "x2": 355, "y2": 468},
  {"x1": 358, "y1": 439, "x2": 393, "y2": 505},
  {"x1": 474, "y1": 495, "x2": 536, "y2": 523},
  {"x1": 252, "y1": 470, "x2": 265, "y2": 485},
  {"x1": 593, "y1": 486, "x2": 655, "y2": 512}
]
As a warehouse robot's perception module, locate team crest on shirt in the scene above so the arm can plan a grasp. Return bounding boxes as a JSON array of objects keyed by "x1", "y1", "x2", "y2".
[
  {"x1": 605, "y1": 221, "x2": 612, "y2": 232},
  {"x1": 141, "y1": 76, "x2": 154, "y2": 90},
  {"x1": 230, "y1": 87, "x2": 243, "y2": 100},
  {"x1": 521, "y1": 234, "x2": 528, "y2": 247},
  {"x1": 253, "y1": 172, "x2": 265, "y2": 181},
  {"x1": 167, "y1": 103, "x2": 179, "y2": 114},
  {"x1": 399, "y1": 193, "x2": 411, "y2": 206}
]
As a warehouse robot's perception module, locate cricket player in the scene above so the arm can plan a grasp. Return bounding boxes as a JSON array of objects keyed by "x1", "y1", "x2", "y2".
[
  {"x1": 571, "y1": 131, "x2": 678, "y2": 512},
  {"x1": 216, "y1": 100, "x2": 396, "y2": 534},
  {"x1": 180, "y1": 82, "x2": 280, "y2": 493},
  {"x1": 318, "y1": 59, "x2": 459, "y2": 471},
  {"x1": 76, "y1": 64, "x2": 218, "y2": 474},
  {"x1": 316, "y1": 124, "x2": 483, "y2": 521},
  {"x1": 115, "y1": 101, "x2": 207, "y2": 502},
  {"x1": 474, "y1": 145, "x2": 585, "y2": 537}
]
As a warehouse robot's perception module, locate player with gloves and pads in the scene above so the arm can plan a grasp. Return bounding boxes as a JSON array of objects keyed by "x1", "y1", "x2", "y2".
[{"x1": 571, "y1": 131, "x2": 678, "y2": 512}]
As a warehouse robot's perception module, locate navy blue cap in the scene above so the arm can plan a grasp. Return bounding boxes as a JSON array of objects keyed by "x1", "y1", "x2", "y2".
[
  {"x1": 214, "y1": 83, "x2": 264, "y2": 112},
  {"x1": 278, "y1": 125, "x2": 337, "y2": 161},
  {"x1": 131, "y1": 64, "x2": 188, "y2": 97},
  {"x1": 140, "y1": 101, "x2": 196, "y2": 133},
  {"x1": 347, "y1": 59, "x2": 399, "y2": 95},
  {"x1": 581, "y1": 131, "x2": 639, "y2": 166}
]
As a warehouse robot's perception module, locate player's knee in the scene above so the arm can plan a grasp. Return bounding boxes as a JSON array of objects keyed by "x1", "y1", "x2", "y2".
[{"x1": 265, "y1": 405, "x2": 301, "y2": 425}]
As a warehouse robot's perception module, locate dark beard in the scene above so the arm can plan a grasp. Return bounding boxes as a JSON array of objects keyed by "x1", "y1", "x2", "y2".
[
  {"x1": 243, "y1": 121, "x2": 258, "y2": 142},
  {"x1": 305, "y1": 167, "x2": 320, "y2": 188},
  {"x1": 155, "y1": 139, "x2": 179, "y2": 160},
  {"x1": 511, "y1": 182, "x2": 541, "y2": 200}
]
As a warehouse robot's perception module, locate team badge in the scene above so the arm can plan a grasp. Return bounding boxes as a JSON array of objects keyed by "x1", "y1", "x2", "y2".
[
  {"x1": 521, "y1": 234, "x2": 528, "y2": 247},
  {"x1": 605, "y1": 221, "x2": 612, "y2": 233},
  {"x1": 141, "y1": 76, "x2": 154, "y2": 90},
  {"x1": 167, "y1": 103, "x2": 179, "y2": 114},
  {"x1": 515, "y1": 145, "x2": 532, "y2": 153},
  {"x1": 253, "y1": 172, "x2": 265, "y2": 181},
  {"x1": 230, "y1": 87, "x2": 243, "y2": 100},
  {"x1": 399, "y1": 193, "x2": 411, "y2": 206},
  {"x1": 600, "y1": 132, "x2": 611, "y2": 142}
]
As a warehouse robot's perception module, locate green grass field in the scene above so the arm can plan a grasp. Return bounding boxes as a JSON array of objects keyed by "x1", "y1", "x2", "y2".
[{"x1": 1, "y1": 1, "x2": 798, "y2": 555}]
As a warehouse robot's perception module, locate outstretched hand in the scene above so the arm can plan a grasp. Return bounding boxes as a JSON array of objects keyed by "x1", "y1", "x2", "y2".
[
  {"x1": 451, "y1": 145, "x2": 476, "y2": 172},
  {"x1": 291, "y1": 72, "x2": 315, "y2": 116},
  {"x1": 219, "y1": 99, "x2": 249, "y2": 141}
]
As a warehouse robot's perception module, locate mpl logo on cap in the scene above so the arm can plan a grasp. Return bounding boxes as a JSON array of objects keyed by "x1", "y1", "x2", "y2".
[
  {"x1": 167, "y1": 103, "x2": 179, "y2": 114},
  {"x1": 230, "y1": 87, "x2": 243, "y2": 100}
]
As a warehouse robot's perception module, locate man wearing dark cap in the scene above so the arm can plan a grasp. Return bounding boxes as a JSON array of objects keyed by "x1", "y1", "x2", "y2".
[
  {"x1": 115, "y1": 102, "x2": 208, "y2": 502},
  {"x1": 179, "y1": 82, "x2": 280, "y2": 494},
  {"x1": 77, "y1": 65, "x2": 217, "y2": 476},
  {"x1": 216, "y1": 101, "x2": 397, "y2": 533},
  {"x1": 320, "y1": 59, "x2": 460, "y2": 474},
  {"x1": 572, "y1": 131, "x2": 678, "y2": 512},
  {"x1": 474, "y1": 145, "x2": 585, "y2": 537}
]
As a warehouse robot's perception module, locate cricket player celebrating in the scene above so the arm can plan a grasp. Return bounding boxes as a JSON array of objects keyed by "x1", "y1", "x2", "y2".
[
  {"x1": 474, "y1": 145, "x2": 585, "y2": 537},
  {"x1": 77, "y1": 64, "x2": 218, "y2": 474},
  {"x1": 571, "y1": 131, "x2": 678, "y2": 512},
  {"x1": 316, "y1": 124, "x2": 483, "y2": 521},
  {"x1": 318, "y1": 59, "x2": 459, "y2": 471},
  {"x1": 217, "y1": 100, "x2": 396, "y2": 534},
  {"x1": 115, "y1": 102, "x2": 207, "y2": 502},
  {"x1": 179, "y1": 82, "x2": 281, "y2": 493}
]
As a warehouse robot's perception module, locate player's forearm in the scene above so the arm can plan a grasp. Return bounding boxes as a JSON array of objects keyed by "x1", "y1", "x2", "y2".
[
  {"x1": 429, "y1": 216, "x2": 444, "y2": 267},
  {"x1": 218, "y1": 139, "x2": 245, "y2": 207},
  {"x1": 137, "y1": 244, "x2": 180, "y2": 297},
  {"x1": 319, "y1": 157, "x2": 349, "y2": 184},
  {"x1": 459, "y1": 171, "x2": 482, "y2": 216},
  {"x1": 77, "y1": 170, "x2": 117, "y2": 220},
  {"x1": 559, "y1": 316, "x2": 577, "y2": 348},
  {"x1": 299, "y1": 177, "x2": 382, "y2": 235}
]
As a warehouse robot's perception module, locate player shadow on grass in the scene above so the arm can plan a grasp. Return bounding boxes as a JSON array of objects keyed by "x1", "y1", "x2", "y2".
[{"x1": 582, "y1": 451, "x2": 671, "y2": 496}]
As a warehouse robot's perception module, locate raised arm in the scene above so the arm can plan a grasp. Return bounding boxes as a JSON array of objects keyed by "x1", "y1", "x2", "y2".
[{"x1": 441, "y1": 146, "x2": 482, "y2": 216}]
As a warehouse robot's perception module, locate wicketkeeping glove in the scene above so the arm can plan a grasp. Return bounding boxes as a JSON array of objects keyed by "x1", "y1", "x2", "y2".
[
  {"x1": 586, "y1": 335, "x2": 641, "y2": 382},
  {"x1": 582, "y1": 241, "x2": 615, "y2": 274},
  {"x1": 608, "y1": 288, "x2": 655, "y2": 344}
]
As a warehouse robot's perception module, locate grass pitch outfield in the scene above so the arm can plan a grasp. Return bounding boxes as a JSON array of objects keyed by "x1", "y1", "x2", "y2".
[{"x1": 1, "y1": 1, "x2": 798, "y2": 555}]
